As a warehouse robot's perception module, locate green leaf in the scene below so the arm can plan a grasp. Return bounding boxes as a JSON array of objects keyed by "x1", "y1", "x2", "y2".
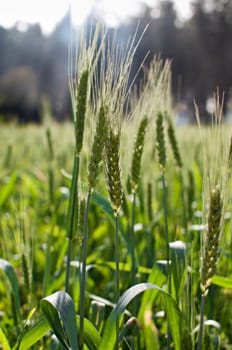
[
  {"x1": 160, "y1": 291, "x2": 182, "y2": 349},
  {"x1": 137, "y1": 265, "x2": 166, "y2": 350},
  {"x1": 94, "y1": 260, "x2": 152, "y2": 274},
  {"x1": 0, "y1": 326, "x2": 11, "y2": 350},
  {"x1": 17, "y1": 312, "x2": 101, "y2": 350},
  {"x1": 92, "y1": 191, "x2": 130, "y2": 250},
  {"x1": 138, "y1": 264, "x2": 166, "y2": 321},
  {"x1": 0, "y1": 172, "x2": 18, "y2": 208},
  {"x1": 211, "y1": 275, "x2": 232, "y2": 289},
  {"x1": 91, "y1": 191, "x2": 114, "y2": 220},
  {"x1": 76, "y1": 315, "x2": 102, "y2": 350},
  {"x1": 99, "y1": 283, "x2": 183, "y2": 350},
  {"x1": 0, "y1": 258, "x2": 21, "y2": 320},
  {"x1": 40, "y1": 291, "x2": 79, "y2": 350},
  {"x1": 142, "y1": 318, "x2": 159, "y2": 350},
  {"x1": 17, "y1": 317, "x2": 50, "y2": 350},
  {"x1": 170, "y1": 241, "x2": 186, "y2": 301}
]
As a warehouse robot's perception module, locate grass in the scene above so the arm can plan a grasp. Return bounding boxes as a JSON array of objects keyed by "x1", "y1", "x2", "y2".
[{"x1": 1, "y1": 24, "x2": 232, "y2": 350}]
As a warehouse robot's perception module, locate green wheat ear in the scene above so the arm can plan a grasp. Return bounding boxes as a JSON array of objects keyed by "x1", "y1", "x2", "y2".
[
  {"x1": 130, "y1": 116, "x2": 148, "y2": 193},
  {"x1": 22, "y1": 252, "x2": 30, "y2": 293},
  {"x1": 201, "y1": 185, "x2": 222, "y2": 294},
  {"x1": 166, "y1": 115, "x2": 183, "y2": 168},
  {"x1": 46, "y1": 128, "x2": 54, "y2": 160},
  {"x1": 155, "y1": 112, "x2": 166, "y2": 173},
  {"x1": 105, "y1": 128, "x2": 123, "y2": 216},
  {"x1": 88, "y1": 104, "x2": 108, "y2": 192},
  {"x1": 187, "y1": 169, "x2": 195, "y2": 221},
  {"x1": 75, "y1": 69, "x2": 89, "y2": 154}
]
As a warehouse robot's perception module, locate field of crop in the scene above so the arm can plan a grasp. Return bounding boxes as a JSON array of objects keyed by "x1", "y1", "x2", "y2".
[{"x1": 1, "y1": 25, "x2": 232, "y2": 350}]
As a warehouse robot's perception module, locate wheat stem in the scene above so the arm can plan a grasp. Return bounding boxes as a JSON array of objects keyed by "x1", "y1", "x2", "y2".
[
  {"x1": 115, "y1": 214, "x2": 120, "y2": 350},
  {"x1": 197, "y1": 294, "x2": 206, "y2": 350},
  {"x1": 147, "y1": 182, "x2": 153, "y2": 224},
  {"x1": 161, "y1": 174, "x2": 170, "y2": 280},
  {"x1": 179, "y1": 170, "x2": 188, "y2": 235},
  {"x1": 131, "y1": 192, "x2": 137, "y2": 287},
  {"x1": 79, "y1": 191, "x2": 91, "y2": 350},
  {"x1": 65, "y1": 154, "x2": 79, "y2": 293}
]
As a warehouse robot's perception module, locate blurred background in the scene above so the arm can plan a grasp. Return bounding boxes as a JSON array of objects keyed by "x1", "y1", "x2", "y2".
[{"x1": 0, "y1": 0, "x2": 232, "y2": 124}]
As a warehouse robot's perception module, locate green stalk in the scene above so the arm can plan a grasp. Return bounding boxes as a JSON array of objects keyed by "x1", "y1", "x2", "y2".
[
  {"x1": 43, "y1": 234, "x2": 51, "y2": 296},
  {"x1": 161, "y1": 173, "x2": 171, "y2": 350},
  {"x1": 115, "y1": 214, "x2": 120, "y2": 350},
  {"x1": 79, "y1": 191, "x2": 91, "y2": 350},
  {"x1": 65, "y1": 238, "x2": 72, "y2": 293},
  {"x1": 161, "y1": 174, "x2": 170, "y2": 282},
  {"x1": 65, "y1": 154, "x2": 80, "y2": 293},
  {"x1": 197, "y1": 293, "x2": 206, "y2": 350},
  {"x1": 147, "y1": 182, "x2": 153, "y2": 224},
  {"x1": 131, "y1": 192, "x2": 137, "y2": 287},
  {"x1": 179, "y1": 170, "x2": 188, "y2": 236},
  {"x1": 46, "y1": 128, "x2": 55, "y2": 206},
  {"x1": 115, "y1": 215, "x2": 120, "y2": 303}
]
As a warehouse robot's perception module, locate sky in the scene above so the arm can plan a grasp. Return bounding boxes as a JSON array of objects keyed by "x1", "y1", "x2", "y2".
[{"x1": 0, "y1": 0, "x2": 192, "y2": 34}]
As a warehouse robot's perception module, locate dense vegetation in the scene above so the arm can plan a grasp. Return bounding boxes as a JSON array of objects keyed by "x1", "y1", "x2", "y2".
[{"x1": 1, "y1": 24, "x2": 232, "y2": 350}]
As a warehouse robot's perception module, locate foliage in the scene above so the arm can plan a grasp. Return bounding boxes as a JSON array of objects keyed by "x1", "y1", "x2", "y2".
[{"x1": 0, "y1": 22, "x2": 232, "y2": 350}]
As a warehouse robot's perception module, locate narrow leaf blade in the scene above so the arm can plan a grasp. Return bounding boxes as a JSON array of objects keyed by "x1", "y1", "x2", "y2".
[
  {"x1": 18, "y1": 317, "x2": 50, "y2": 350},
  {"x1": 76, "y1": 316, "x2": 102, "y2": 350},
  {"x1": 211, "y1": 275, "x2": 232, "y2": 289},
  {"x1": 0, "y1": 258, "x2": 21, "y2": 320},
  {"x1": 99, "y1": 283, "x2": 183, "y2": 350},
  {"x1": 0, "y1": 326, "x2": 11, "y2": 350}
]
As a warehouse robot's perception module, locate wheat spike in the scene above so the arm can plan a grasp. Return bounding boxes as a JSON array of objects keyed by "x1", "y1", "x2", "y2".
[
  {"x1": 88, "y1": 104, "x2": 108, "y2": 191},
  {"x1": 167, "y1": 115, "x2": 183, "y2": 168},
  {"x1": 105, "y1": 128, "x2": 122, "y2": 216},
  {"x1": 130, "y1": 116, "x2": 148, "y2": 192},
  {"x1": 75, "y1": 70, "x2": 89, "y2": 154},
  {"x1": 201, "y1": 185, "x2": 222, "y2": 294},
  {"x1": 155, "y1": 112, "x2": 166, "y2": 173}
]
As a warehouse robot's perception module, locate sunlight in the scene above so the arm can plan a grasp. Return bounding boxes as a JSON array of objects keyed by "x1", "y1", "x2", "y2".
[
  {"x1": 70, "y1": 0, "x2": 94, "y2": 25},
  {"x1": 1, "y1": 0, "x2": 69, "y2": 33},
  {"x1": 0, "y1": 0, "x2": 192, "y2": 34},
  {"x1": 100, "y1": 0, "x2": 142, "y2": 25}
]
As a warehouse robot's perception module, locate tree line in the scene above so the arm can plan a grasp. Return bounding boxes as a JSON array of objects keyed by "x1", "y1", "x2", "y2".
[{"x1": 0, "y1": 0, "x2": 231, "y2": 123}]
